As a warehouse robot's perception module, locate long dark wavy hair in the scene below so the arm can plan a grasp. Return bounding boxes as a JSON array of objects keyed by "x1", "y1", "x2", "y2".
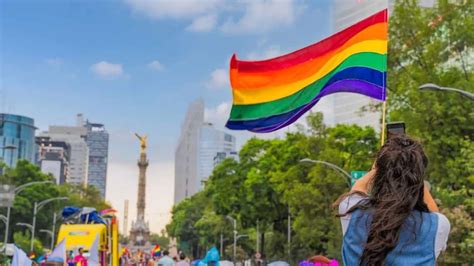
[{"x1": 343, "y1": 135, "x2": 430, "y2": 265}]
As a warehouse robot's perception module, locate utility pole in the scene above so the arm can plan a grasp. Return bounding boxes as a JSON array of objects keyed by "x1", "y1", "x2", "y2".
[
  {"x1": 31, "y1": 197, "x2": 68, "y2": 251},
  {"x1": 51, "y1": 213, "x2": 57, "y2": 250},
  {"x1": 226, "y1": 216, "x2": 237, "y2": 263},
  {"x1": 220, "y1": 232, "x2": 224, "y2": 256},
  {"x1": 256, "y1": 220, "x2": 259, "y2": 254},
  {"x1": 123, "y1": 200, "x2": 129, "y2": 237},
  {"x1": 287, "y1": 206, "x2": 291, "y2": 261}
]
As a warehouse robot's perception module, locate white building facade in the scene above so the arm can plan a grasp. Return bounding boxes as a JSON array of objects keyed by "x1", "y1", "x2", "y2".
[
  {"x1": 198, "y1": 123, "x2": 236, "y2": 188},
  {"x1": 174, "y1": 100, "x2": 237, "y2": 204},
  {"x1": 325, "y1": 0, "x2": 435, "y2": 130},
  {"x1": 41, "y1": 126, "x2": 89, "y2": 186},
  {"x1": 325, "y1": 0, "x2": 389, "y2": 131},
  {"x1": 174, "y1": 100, "x2": 205, "y2": 204}
]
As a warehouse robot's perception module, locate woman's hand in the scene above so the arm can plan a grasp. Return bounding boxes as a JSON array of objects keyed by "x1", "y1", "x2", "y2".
[{"x1": 351, "y1": 168, "x2": 376, "y2": 194}]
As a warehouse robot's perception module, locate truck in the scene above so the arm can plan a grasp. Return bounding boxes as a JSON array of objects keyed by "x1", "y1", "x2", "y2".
[{"x1": 56, "y1": 216, "x2": 119, "y2": 266}]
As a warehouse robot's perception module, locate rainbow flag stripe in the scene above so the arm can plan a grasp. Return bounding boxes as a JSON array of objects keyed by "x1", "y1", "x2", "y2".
[{"x1": 226, "y1": 9, "x2": 388, "y2": 133}]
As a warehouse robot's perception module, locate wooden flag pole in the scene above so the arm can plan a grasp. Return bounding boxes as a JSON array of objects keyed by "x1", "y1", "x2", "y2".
[{"x1": 380, "y1": 99, "x2": 387, "y2": 145}]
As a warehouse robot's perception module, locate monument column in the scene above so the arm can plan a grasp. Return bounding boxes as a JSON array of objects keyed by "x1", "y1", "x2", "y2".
[
  {"x1": 136, "y1": 151, "x2": 148, "y2": 221},
  {"x1": 129, "y1": 133, "x2": 151, "y2": 247}
]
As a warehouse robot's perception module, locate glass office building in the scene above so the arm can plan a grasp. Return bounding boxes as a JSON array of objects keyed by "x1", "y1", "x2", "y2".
[
  {"x1": 85, "y1": 121, "x2": 109, "y2": 198},
  {"x1": 0, "y1": 114, "x2": 36, "y2": 167}
]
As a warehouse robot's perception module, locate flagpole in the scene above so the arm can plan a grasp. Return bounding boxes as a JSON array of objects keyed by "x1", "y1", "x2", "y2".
[
  {"x1": 380, "y1": 99, "x2": 387, "y2": 145},
  {"x1": 381, "y1": 0, "x2": 389, "y2": 146}
]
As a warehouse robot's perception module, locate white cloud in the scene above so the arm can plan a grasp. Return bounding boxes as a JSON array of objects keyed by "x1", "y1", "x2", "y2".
[
  {"x1": 125, "y1": 0, "x2": 303, "y2": 34},
  {"x1": 220, "y1": 0, "x2": 300, "y2": 34},
  {"x1": 148, "y1": 60, "x2": 164, "y2": 71},
  {"x1": 187, "y1": 14, "x2": 217, "y2": 32},
  {"x1": 45, "y1": 58, "x2": 63, "y2": 67},
  {"x1": 204, "y1": 101, "x2": 232, "y2": 127},
  {"x1": 246, "y1": 45, "x2": 283, "y2": 60},
  {"x1": 90, "y1": 61, "x2": 124, "y2": 78},
  {"x1": 205, "y1": 68, "x2": 229, "y2": 89},
  {"x1": 125, "y1": 0, "x2": 222, "y2": 19}
]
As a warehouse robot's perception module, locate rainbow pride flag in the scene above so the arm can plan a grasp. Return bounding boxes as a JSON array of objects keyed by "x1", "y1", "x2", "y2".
[
  {"x1": 152, "y1": 245, "x2": 161, "y2": 257},
  {"x1": 226, "y1": 9, "x2": 388, "y2": 133}
]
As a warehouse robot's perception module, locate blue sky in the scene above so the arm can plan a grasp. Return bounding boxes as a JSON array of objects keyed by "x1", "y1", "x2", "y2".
[{"x1": 1, "y1": 0, "x2": 335, "y2": 232}]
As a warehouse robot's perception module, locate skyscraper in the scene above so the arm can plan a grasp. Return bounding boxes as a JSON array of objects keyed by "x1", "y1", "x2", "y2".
[
  {"x1": 36, "y1": 136, "x2": 70, "y2": 184},
  {"x1": 39, "y1": 115, "x2": 109, "y2": 197},
  {"x1": 198, "y1": 123, "x2": 236, "y2": 187},
  {"x1": 174, "y1": 100, "x2": 237, "y2": 204},
  {"x1": 0, "y1": 114, "x2": 36, "y2": 167},
  {"x1": 84, "y1": 120, "x2": 109, "y2": 198},
  {"x1": 174, "y1": 99, "x2": 204, "y2": 204},
  {"x1": 329, "y1": 0, "x2": 387, "y2": 131},
  {"x1": 42, "y1": 125, "x2": 89, "y2": 186},
  {"x1": 328, "y1": 0, "x2": 435, "y2": 130}
]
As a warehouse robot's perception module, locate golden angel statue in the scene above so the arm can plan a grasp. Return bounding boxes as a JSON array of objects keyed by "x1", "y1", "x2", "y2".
[{"x1": 135, "y1": 133, "x2": 148, "y2": 153}]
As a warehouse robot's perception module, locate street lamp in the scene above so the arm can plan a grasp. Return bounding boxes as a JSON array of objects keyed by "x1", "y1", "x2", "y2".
[
  {"x1": 419, "y1": 83, "x2": 474, "y2": 100},
  {"x1": 3, "y1": 181, "x2": 53, "y2": 251},
  {"x1": 236, "y1": 234, "x2": 248, "y2": 241},
  {"x1": 31, "y1": 197, "x2": 68, "y2": 251},
  {"x1": 39, "y1": 229, "x2": 54, "y2": 250},
  {"x1": 16, "y1": 223, "x2": 33, "y2": 233},
  {"x1": 0, "y1": 215, "x2": 7, "y2": 225},
  {"x1": 49, "y1": 212, "x2": 62, "y2": 251},
  {"x1": 299, "y1": 158, "x2": 352, "y2": 187},
  {"x1": 226, "y1": 215, "x2": 238, "y2": 262}
]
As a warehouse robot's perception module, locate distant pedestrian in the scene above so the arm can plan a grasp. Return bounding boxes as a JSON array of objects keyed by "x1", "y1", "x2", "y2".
[
  {"x1": 74, "y1": 248, "x2": 87, "y2": 266},
  {"x1": 156, "y1": 250, "x2": 174, "y2": 266},
  {"x1": 147, "y1": 255, "x2": 155, "y2": 266},
  {"x1": 67, "y1": 251, "x2": 75, "y2": 266},
  {"x1": 176, "y1": 253, "x2": 190, "y2": 266}
]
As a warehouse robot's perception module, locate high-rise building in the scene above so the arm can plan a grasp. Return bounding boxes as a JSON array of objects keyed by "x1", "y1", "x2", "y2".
[
  {"x1": 213, "y1": 151, "x2": 239, "y2": 167},
  {"x1": 174, "y1": 99, "x2": 204, "y2": 204},
  {"x1": 36, "y1": 136, "x2": 70, "y2": 184},
  {"x1": 41, "y1": 125, "x2": 89, "y2": 186},
  {"x1": 39, "y1": 115, "x2": 109, "y2": 197},
  {"x1": 84, "y1": 121, "x2": 109, "y2": 198},
  {"x1": 328, "y1": 0, "x2": 388, "y2": 131},
  {"x1": 174, "y1": 100, "x2": 237, "y2": 204},
  {"x1": 0, "y1": 114, "x2": 36, "y2": 167},
  {"x1": 327, "y1": 0, "x2": 435, "y2": 130},
  {"x1": 198, "y1": 123, "x2": 236, "y2": 186}
]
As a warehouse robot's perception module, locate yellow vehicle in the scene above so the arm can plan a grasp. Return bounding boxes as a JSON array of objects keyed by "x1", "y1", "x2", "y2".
[{"x1": 56, "y1": 217, "x2": 119, "y2": 266}]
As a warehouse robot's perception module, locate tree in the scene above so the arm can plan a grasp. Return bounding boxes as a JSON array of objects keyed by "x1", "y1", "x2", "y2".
[
  {"x1": 149, "y1": 233, "x2": 170, "y2": 249},
  {"x1": 169, "y1": 112, "x2": 379, "y2": 262},
  {"x1": 167, "y1": 192, "x2": 210, "y2": 258},
  {"x1": 0, "y1": 160, "x2": 111, "y2": 253},
  {"x1": 437, "y1": 206, "x2": 474, "y2": 264},
  {"x1": 13, "y1": 231, "x2": 44, "y2": 256},
  {"x1": 388, "y1": 1, "x2": 473, "y2": 263},
  {"x1": 388, "y1": 0, "x2": 473, "y2": 189}
]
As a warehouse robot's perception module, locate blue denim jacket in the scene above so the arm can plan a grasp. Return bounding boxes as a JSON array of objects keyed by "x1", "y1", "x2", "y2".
[{"x1": 342, "y1": 209, "x2": 438, "y2": 265}]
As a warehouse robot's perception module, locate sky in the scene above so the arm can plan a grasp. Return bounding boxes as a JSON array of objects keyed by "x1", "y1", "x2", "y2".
[{"x1": 1, "y1": 0, "x2": 338, "y2": 233}]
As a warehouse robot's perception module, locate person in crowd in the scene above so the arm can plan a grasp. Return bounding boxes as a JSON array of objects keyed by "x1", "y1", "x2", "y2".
[
  {"x1": 176, "y1": 253, "x2": 190, "y2": 266},
  {"x1": 67, "y1": 250, "x2": 75, "y2": 266},
  {"x1": 307, "y1": 255, "x2": 339, "y2": 266},
  {"x1": 74, "y1": 248, "x2": 88, "y2": 266},
  {"x1": 156, "y1": 250, "x2": 174, "y2": 266},
  {"x1": 146, "y1": 254, "x2": 155, "y2": 266},
  {"x1": 337, "y1": 135, "x2": 450, "y2": 265}
]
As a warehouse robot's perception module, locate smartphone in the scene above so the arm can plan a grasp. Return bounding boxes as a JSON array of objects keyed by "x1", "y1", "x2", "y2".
[{"x1": 386, "y1": 122, "x2": 406, "y2": 140}]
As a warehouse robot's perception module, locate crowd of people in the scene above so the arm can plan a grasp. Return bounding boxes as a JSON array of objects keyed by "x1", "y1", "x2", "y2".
[{"x1": 120, "y1": 250, "x2": 190, "y2": 266}]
